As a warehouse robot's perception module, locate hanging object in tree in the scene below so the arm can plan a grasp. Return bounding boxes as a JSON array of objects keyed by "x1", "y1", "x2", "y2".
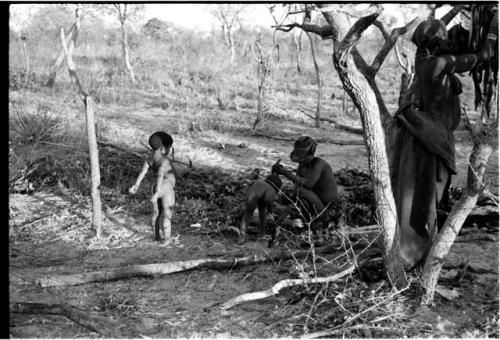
[{"x1": 468, "y1": 5, "x2": 498, "y2": 117}]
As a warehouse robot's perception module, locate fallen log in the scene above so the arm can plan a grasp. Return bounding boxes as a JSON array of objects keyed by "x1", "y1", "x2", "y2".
[
  {"x1": 219, "y1": 263, "x2": 356, "y2": 310},
  {"x1": 299, "y1": 109, "x2": 363, "y2": 135},
  {"x1": 35, "y1": 244, "x2": 341, "y2": 287},
  {"x1": 253, "y1": 133, "x2": 364, "y2": 146},
  {"x1": 10, "y1": 301, "x2": 137, "y2": 338}
]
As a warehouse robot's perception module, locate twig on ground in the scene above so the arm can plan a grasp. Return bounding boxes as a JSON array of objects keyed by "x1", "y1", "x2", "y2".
[{"x1": 220, "y1": 263, "x2": 355, "y2": 310}]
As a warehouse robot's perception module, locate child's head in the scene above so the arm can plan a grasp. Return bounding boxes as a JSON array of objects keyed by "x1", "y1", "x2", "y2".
[
  {"x1": 266, "y1": 173, "x2": 282, "y2": 190},
  {"x1": 149, "y1": 131, "x2": 173, "y2": 156}
]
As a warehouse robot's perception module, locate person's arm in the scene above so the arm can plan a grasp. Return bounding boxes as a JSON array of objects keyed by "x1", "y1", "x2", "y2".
[
  {"x1": 129, "y1": 161, "x2": 149, "y2": 194},
  {"x1": 281, "y1": 161, "x2": 322, "y2": 190}
]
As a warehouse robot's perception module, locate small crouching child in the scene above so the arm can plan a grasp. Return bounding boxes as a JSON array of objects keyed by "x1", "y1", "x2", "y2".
[
  {"x1": 239, "y1": 168, "x2": 282, "y2": 245},
  {"x1": 129, "y1": 132, "x2": 176, "y2": 242}
]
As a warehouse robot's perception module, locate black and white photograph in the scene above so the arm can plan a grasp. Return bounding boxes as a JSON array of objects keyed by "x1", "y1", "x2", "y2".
[{"x1": 9, "y1": 2, "x2": 499, "y2": 338}]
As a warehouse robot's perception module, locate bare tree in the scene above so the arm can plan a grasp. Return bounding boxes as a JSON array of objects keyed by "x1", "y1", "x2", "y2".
[
  {"x1": 59, "y1": 8, "x2": 103, "y2": 237},
  {"x1": 97, "y1": 4, "x2": 144, "y2": 84},
  {"x1": 251, "y1": 36, "x2": 277, "y2": 131},
  {"x1": 275, "y1": 4, "x2": 408, "y2": 287},
  {"x1": 210, "y1": 4, "x2": 246, "y2": 64},
  {"x1": 114, "y1": 4, "x2": 141, "y2": 83},
  {"x1": 274, "y1": 4, "x2": 491, "y2": 298}
]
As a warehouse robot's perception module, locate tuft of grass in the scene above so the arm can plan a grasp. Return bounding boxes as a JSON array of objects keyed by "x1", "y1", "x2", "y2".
[{"x1": 10, "y1": 103, "x2": 64, "y2": 145}]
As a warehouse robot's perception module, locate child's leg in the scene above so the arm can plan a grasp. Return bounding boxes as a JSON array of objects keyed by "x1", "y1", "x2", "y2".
[
  {"x1": 160, "y1": 183, "x2": 175, "y2": 240},
  {"x1": 156, "y1": 198, "x2": 164, "y2": 241},
  {"x1": 151, "y1": 200, "x2": 160, "y2": 240}
]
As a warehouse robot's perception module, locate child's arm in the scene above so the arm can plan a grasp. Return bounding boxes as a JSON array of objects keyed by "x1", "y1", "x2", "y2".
[{"x1": 129, "y1": 161, "x2": 149, "y2": 194}]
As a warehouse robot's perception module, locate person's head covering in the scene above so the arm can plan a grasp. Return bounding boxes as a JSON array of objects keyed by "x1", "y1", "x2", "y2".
[
  {"x1": 412, "y1": 19, "x2": 448, "y2": 55},
  {"x1": 290, "y1": 136, "x2": 317, "y2": 163},
  {"x1": 149, "y1": 131, "x2": 173, "y2": 150}
]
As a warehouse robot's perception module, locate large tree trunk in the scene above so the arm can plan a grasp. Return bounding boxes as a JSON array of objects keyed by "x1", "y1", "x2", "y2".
[
  {"x1": 419, "y1": 132, "x2": 494, "y2": 304},
  {"x1": 119, "y1": 19, "x2": 136, "y2": 84},
  {"x1": 322, "y1": 10, "x2": 407, "y2": 288}
]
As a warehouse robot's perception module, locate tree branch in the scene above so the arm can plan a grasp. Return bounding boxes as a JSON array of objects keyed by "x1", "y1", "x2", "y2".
[
  {"x1": 336, "y1": 6, "x2": 382, "y2": 64},
  {"x1": 370, "y1": 16, "x2": 420, "y2": 75},
  {"x1": 220, "y1": 263, "x2": 356, "y2": 310},
  {"x1": 351, "y1": 47, "x2": 371, "y2": 74},
  {"x1": 393, "y1": 43, "x2": 409, "y2": 73},
  {"x1": 273, "y1": 23, "x2": 333, "y2": 39},
  {"x1": 10, "y1": 302, "x2": 130, "y2": 337},
  {"x1": 60, "y1": 26, "x2": 87, "y2": 101}
]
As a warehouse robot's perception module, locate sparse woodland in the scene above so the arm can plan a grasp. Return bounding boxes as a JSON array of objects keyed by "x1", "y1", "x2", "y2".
[{"x1": 9, "y1": 3, "x2": 499, "y2": 338}]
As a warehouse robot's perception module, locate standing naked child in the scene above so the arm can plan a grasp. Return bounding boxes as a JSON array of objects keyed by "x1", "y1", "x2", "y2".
[{"x1": 129, "y1": 132, "x2": 176, "y2": 242}]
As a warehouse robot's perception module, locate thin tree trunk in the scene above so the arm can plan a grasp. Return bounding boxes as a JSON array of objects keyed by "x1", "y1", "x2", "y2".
[
  {"x1": 60, "y1": 25, "x2": 103, "y2": 238},
  {"x1": 306, "y1": 32, "x2": 322, "y2": 128},
  {"x1": 293, "y1": 31, "x2": 302, "y2": 73},
  {"x1": 84, "y1": 96, "x2": 103, "y2": 237},
  {"x1": 120, "y1": 19, "x2": 136, "y2": 84},
  {"x1": 420, "y1": 135, "x2": 493, "y2": 304},
  {"x1": 229, "y1": 35, "x2": 235, "y2": 64},
  {"x1": 322, "y1": 10, "x2": 407, "y2": 288},
  {"x1": 21, "y1": 38, "x2": 30, "y2": 86},
  {"x1": 254, "y1": 79, "x2": 265, "y2": 131}
]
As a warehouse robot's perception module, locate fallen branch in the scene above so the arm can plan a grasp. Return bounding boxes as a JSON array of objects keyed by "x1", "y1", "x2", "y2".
[
  {"x1": 299, "y1": 109, "x2": 363, "y2": 135},
  {"x1": 254, "y1": 132, "x2": 364, "y2": 146},
  {"x1": 220, "y1": 263, "x2": 355, "y2": 310},
  {"x1": 341, "y1": 224, "x2": 380, "y2": 235},
  {"x1": 35, "y1": 244, "x2": 340, "y2": 287},
  {"x1": 455, "y1": 233, "x2": 497, "y2": 243},
  {"x1": 10, "y1": 301, "x2": 137, "y2": 338}
]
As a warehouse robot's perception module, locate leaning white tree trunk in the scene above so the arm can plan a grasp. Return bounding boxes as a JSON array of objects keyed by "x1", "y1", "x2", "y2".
[{"x1": 419, "y1": 125, "x2": 495, "y2": 304}]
